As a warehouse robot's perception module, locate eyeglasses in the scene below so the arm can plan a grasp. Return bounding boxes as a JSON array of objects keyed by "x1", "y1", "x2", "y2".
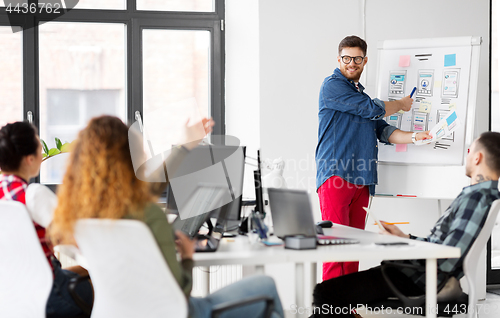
[{"x1": 341, "y1": 55, "x2": 365, "y2": 65}]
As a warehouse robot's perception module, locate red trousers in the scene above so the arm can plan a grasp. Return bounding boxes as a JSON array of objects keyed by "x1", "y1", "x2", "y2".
[{"x1": 318, "y1": 176, "x2": 369, "y2": 281}]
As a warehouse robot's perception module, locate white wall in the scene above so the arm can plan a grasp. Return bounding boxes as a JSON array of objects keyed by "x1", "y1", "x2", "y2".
[
  {"x1": 259, "y1": 0, "x2": 363, "y2": 193},
  {"x1": 225, "y1": 0, "x2": 261, "y2": 198},
  {"x1": 226, "y1": 0, "x2": 490, "y2": 314}
]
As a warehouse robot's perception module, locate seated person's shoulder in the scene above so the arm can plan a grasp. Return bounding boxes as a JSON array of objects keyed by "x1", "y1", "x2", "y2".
[
  {"x1": 124, "y1": 202, "x2": 164, "y2": 221},
  {"x1": 142, "y1": 203, "x2": 169, "y2": 222},
  {"x1": 455, "y1": 189, "x2": 497, "y2": 216},
  {"x1": 25, "y1": 183, "x2": 57, "y2": 228}
]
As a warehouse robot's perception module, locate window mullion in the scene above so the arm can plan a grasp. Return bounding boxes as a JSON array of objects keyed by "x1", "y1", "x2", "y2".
[
  {"x1": 23, "y1": 16, "x2": 38, "y2": 128},
  {"x1": 128, "y1": 18, "x2": 141, "y2": 126},
  {"x1": 127, "y1": 0, "x2": 136, "y2": 12},
  {"x1": 212, "y1": 19, "x2": 224, "y2": 136},
  {"x1": 23, "y1": 15, "x2": 40, "y2": 182}
]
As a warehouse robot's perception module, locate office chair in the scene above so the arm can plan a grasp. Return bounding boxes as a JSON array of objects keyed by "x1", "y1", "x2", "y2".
[
  {"x1": 0, "y1": 201, "x2": 53, "y2": 318},
  {"x1": 367, "y1": 199, "x2": 500, "y2": 318},
  {"x1": 74, "y1": 219, "x2": 275, "y2": 318},
  {"x1": 461, "y1": 199, "x2": 500, "y2": 318}
]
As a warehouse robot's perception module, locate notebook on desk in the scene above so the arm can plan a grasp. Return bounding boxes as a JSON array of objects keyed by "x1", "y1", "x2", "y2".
[{"x1": 267, "y1": 188, "x2": 359, "y2": 245}]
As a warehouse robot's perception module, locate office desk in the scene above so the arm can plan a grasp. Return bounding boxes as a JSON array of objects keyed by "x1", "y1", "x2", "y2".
[
  {"x1": 193, "y1": 224, "x2": 460, "y2": 318},
  {"x1": 56, "y1": 224, "x2": 460, "y2": 318}
]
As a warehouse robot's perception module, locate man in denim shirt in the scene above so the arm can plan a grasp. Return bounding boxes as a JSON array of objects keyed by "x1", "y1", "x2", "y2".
[{"x1": 315, "y1": 36, "x2": 431, "y2": 281}]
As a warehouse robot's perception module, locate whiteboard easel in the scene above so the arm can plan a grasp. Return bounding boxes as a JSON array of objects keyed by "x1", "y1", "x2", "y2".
[{"x1": 375, "y1": 36, "x2": 481, "y2": 199}]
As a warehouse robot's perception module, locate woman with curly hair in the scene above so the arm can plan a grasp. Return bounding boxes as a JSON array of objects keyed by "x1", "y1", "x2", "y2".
[
  {"x1": 50, "y1": 115, "x2": 284, "y2": 318},
  {"x1": 0, "y1": 121, "x2": 93, "y2": 318}
]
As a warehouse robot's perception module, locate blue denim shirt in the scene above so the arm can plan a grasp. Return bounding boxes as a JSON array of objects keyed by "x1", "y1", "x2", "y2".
[{"x1": 315, "y1": 68, "x2": 397, "y2": 195}]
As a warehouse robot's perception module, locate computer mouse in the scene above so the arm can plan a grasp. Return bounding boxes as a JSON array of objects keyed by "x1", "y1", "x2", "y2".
[
  {"x1": 316, "y1": 220, "x2": 333, "y2": 228},
  {"x1": 315, "y1": 225, "x2": 324, "y2": 235}
]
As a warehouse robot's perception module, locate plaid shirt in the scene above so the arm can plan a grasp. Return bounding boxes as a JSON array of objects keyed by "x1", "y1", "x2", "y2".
[
  {"x1": 398, "y1": 180, "x2": 500, "y2": 289},
  {"x1": 0, "y1": 174, "x2": 54, "y2": 271}
]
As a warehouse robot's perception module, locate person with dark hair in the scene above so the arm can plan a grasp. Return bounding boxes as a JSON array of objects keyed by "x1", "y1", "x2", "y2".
[
  {"x1": 315, "y1": 35, "x2": 432, "y2": 280},
  {"x1": 0, "y1": 121, "x2": 41, "y2": 178},
  {"x1": 312, "y1": 133, "x2": 500, "y2": 318},
  {"x1": 0, "y1": 121, "x2": 93, "y2": 318},
  {"x1": 469, "y1": 131, "x2": 500, "y2": 178}
]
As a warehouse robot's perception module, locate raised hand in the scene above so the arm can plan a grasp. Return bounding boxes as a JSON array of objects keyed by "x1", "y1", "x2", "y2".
[{"x1": 183, "y1": 117, "x2": 215, "y2": 150}]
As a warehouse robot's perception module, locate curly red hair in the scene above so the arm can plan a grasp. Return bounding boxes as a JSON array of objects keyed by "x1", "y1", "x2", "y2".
[{"x1": 50, "y1": 116, "x2": 154, "y2": 243}]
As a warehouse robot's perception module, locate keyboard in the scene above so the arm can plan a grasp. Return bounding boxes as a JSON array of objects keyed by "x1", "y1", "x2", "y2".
[{"x1": 317, "y1": 235, "x2": 359, "y2": 245}]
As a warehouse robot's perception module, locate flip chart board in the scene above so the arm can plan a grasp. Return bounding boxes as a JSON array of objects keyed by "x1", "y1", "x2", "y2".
[{"x1": 375, "y1": 37, "x2": 482, "y2": 198}]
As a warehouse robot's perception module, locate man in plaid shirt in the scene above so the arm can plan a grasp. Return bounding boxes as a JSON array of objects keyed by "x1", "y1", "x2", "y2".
[{"x1": 312, "y1": 132, "x2": 500, "y2": 318}]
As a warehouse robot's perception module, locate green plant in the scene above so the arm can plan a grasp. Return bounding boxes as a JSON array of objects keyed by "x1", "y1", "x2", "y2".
[{"x1": 41, "y1": 138, "x2": 74, "y2": 162}]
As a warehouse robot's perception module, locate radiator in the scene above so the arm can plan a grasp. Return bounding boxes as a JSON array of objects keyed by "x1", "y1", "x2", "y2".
[{"x1": 192, "y1": 265, "x2": 243, "y2": 297}]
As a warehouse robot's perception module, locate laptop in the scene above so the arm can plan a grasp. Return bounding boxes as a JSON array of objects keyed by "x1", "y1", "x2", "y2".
[
  {"x1": 172, "y1": 184, "x2": 227, "y2": 252},
  {"x1": 267, "y1": 188, "x2": 359, "y2": 245}
]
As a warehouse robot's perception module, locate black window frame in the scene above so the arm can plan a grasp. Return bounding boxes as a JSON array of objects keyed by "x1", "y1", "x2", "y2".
[
  {"x1": 0, "y1": 0, "x2": 226, "y2": 186},
  {"x1": 487, "y1": 0, "x2": 499, "y2": 286}
]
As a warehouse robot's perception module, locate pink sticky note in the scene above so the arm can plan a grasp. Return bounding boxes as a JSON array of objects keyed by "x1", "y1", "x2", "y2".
[
  {"x1": 396, "y1": 144, "x2": 408, "y2": 152},
  {"x1": 399, "y1": 55, "x2": 411, "y2": 67}
]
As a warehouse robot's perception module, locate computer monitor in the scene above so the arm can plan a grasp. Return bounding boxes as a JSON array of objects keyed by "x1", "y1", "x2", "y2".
[
  {"x1": 164, "y1": 144, "x2": 246, "y2": 232},
  {"x1": 211, "y1": 146, "x2": 246, "y2": 232},
  {"x1": 267, "y1": 188, "x2": 317, "y2": 238},
  {"x1": 172, "y1": 183, "x2": 227, "y2": 238}
]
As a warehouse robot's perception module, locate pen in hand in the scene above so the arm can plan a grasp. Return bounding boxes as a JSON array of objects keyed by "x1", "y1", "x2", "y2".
[
  {"x1": 410, "y1": 87, "x2": 417, "y2": 98},
  {"x1": 374, "y1": 222, "x2": 410, "y2": 225}
]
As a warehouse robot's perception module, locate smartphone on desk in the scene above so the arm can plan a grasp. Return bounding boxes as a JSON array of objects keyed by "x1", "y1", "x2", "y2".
[{"x1": 375, "y1": 242, "x2": 409, "y2": 246}]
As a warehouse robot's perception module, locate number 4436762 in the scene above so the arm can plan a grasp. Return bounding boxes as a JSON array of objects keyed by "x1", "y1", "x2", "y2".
[{"x1": 6, "y1": 2, "x2": 62, "y2": 14}]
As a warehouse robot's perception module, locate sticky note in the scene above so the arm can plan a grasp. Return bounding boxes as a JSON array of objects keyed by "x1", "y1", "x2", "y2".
[
  {"x1": 444, "y1": 54, "x2": 456, "y2": 67},
  {"x1": 396, "y1": 144, "x2": 407, "y2": 152},
  {"x1": 449, "y1": 103, "x2": 456, "y2": 110},
  {"x1": 399, "y1": 55, "x2": 411, "y2": 67},
  {"x1": 434, "y1": 80, "x2": 442, "y2": 88},
  {"x1": 446, "y1": 111, "x2": 457, "y2": 126},
  {"x1": 419, "y1": 100, "x2": 432, "y2": 113}
]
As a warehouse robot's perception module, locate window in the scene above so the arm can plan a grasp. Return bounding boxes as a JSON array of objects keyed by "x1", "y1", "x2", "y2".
[
  {"x1": 68, "y1": 0, "x2": 125, "y2": 10},
  {"x1": 41, "y1": 89, "x2": 121, "y2": 183},
  {"x1": 0, "y1": 26, "x2": 22, "y2": 127},
  {"x1": 38, "y1": 22, "x2": 126, "y2": 182},
  {"x1": 0, "y1": 0, "x2": 225, "y2": 184},
  {"x1": 142, "y1": 29, "x2": 210, "y2": 154},
  {"x1": 137, "y1": 0, "x2": 214, "y2": 12}
]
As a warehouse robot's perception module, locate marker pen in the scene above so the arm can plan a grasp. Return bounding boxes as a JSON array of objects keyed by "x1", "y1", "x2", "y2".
[{"x1": 410, "y1": 87, "x2": 417, "y2": 98}]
